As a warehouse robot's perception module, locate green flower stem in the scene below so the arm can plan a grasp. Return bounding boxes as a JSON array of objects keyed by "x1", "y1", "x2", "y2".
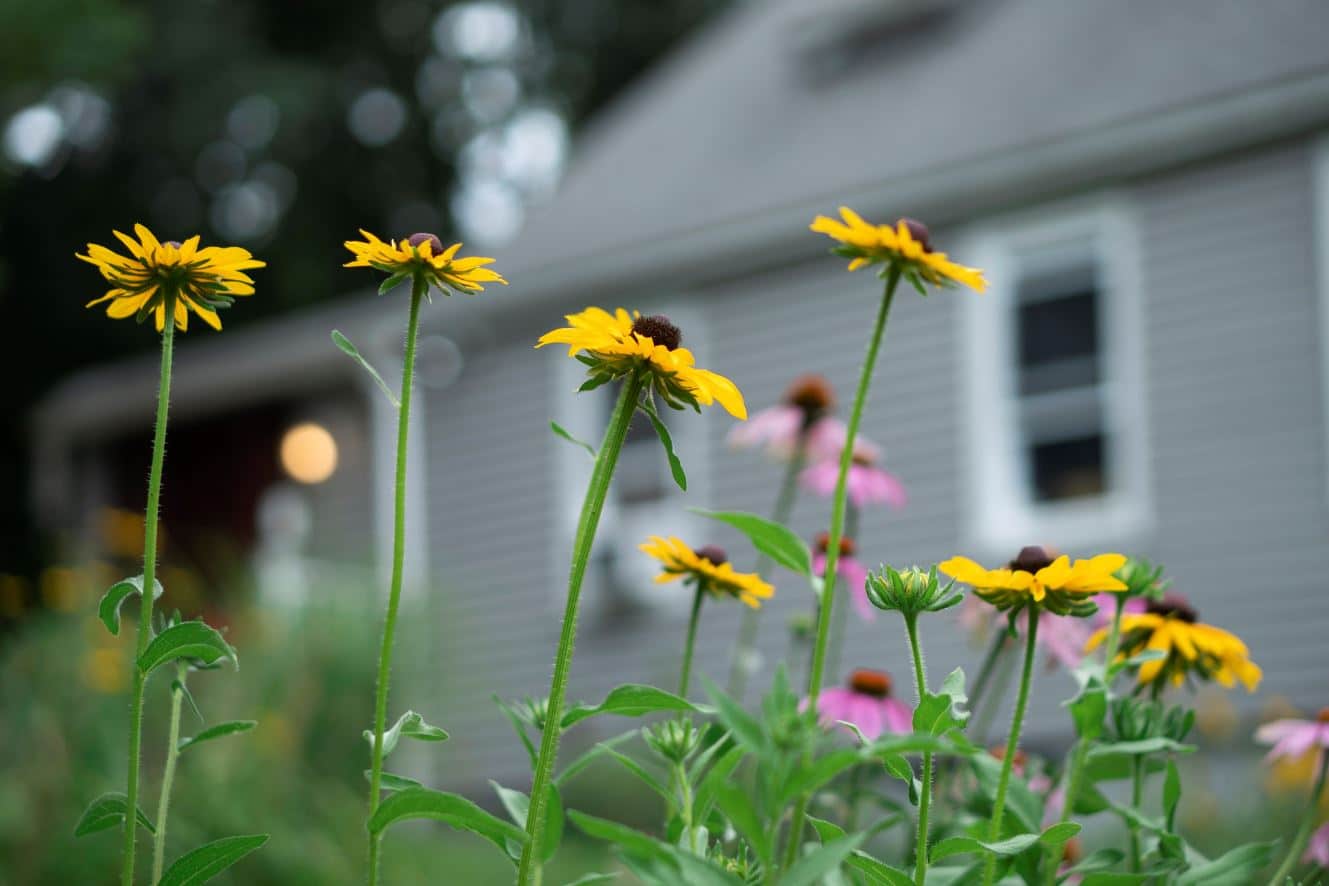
[
  {"x1": 726, "y1": 437, "x2": 807, "y2": 698},
  {"x1": 1267, "y1": 748, "x2": 1329, "y2": 886},
  {"x1": 824, "y1": 505, "x2": 860, "y2": 684},
  {"x1": 121, "y1": 315, "x2": 175, "y2": 886},
  {"x1": 982, "y1": 607, "x2": 1040, "y2": 886},
  {"x1": 1043, "y1": 737, "x2": 1089, "y2": 886},
  {"x1": 151, "y1": 662, "x2": 187, "y2": 885},
  {"x1": 678, "y1": 585, "x2": 705, "y2": 700},
  {"x1": 784, "y1": 269, "x2": 901, "y2": 874},
  {"x1": 1104, "y1": 594, "x2": 1126, "y2": 675},
  {"x1": 807, "y1": 266, "x2": 900, "y2": 703},
  {"x1": 904, "y1": 614, "x2": 933, "y2": 886},
  {"x1": 366, "y1": 277, "x2": 425, "y2": 886},
  {"x1": 517, "y1": 373, "x2": 645, "y2": 886},
  {"x1": 675, "y1": 760, "x2": 699, "y2": 855},
  {"x1": 1126, "y1": 755, "x2": 1147, "y2": 872}
]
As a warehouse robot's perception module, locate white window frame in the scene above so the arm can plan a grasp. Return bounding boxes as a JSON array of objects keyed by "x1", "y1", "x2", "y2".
[
  {"x1": 959, "y1": 197, "x2": 1152, "y2": 556},
  {"x1": 549, "y1": 301, "x2": 710, "y2": 616},
  {"x1": 1313, "y1": 134, "x2": 1329, "y2": 506}
]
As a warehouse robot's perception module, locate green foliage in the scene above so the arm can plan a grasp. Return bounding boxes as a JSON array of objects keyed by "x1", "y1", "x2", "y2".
[
  {"x1": 692, "y1": 509, "x2": 812, "y2": 577},
  {"x1": 177, "y1": 720, "x2": 257, "y2": 753},
  {"x1": 367, "y1": 787, "x2": 527, "y2": 857},
  {"x1": 156, "y1": 834, "x2": 269, "y2": 886},
  {"x1": 362, "y1": 710, "x2": 448, "y2": 757},
  {"x1": 562, "y1": 684, "x2": 702, "y2": 729},
  {"x1": 331, "y1": 330, "x2": 400, "y2": 408},
  {"x1": 73, "y1": 792, "x2": 155, "y2": 837},
  {"x1": 550, "y1": 421, "x2": 596, "y2": 458},
  {"x1": 637, "y1": 396, "x2": 688, "y2": 491},
  {"x1": 138, "y1": 621, "x2": 237, "y2": 676},
  {"x1": 97, "y1": 575, "x2": 164, "y2": 635}
]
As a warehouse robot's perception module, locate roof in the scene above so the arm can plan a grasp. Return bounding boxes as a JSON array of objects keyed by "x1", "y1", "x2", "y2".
[{"x1": 500, "y1": 0, "x2": 1329, "y2": 291}]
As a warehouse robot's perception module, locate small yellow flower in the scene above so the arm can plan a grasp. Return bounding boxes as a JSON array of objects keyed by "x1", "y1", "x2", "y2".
[
  {"x1": 77, "y1": 223, "x2": 263, "y2": 331},
  {"x1": 1085, "y1": 595, "x2": 1261, "y2": 693},
  {"x1": 639, "y1": 536, "x2": 773, "y2": 608},
  {"x1": 810, "y1": 207, "x2": 986, "y2": 293},
  {"x1": 939, "y1": 545, "x2": 1126, "y2": 615},
  {"x1": 536, "y1": 307, "x2": 747, "y2": 419},
  {"x1": 343, "y1": 230, "x2": 506, "y2": 296}
]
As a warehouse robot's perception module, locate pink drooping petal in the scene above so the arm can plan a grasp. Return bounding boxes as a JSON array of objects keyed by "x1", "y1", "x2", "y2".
[
  {"x1": 800, "y1": 461, "x2": 840, "y2": 498},
  {"x1": 1256, "y1": 719, "x2": 1325, "y2": 762},
  {"x1": 726, "y1": 405, "x2": 803, "y2": 457},
  {"x1": 1091, "y1": 593, "x2": 1147, "y2": 627},
  {"x1": 880, "y1": 697, "x2": 913, "y2": 734},
  {"x1": 805, "y1": 419, "x2": 881, "y2": 464},
  {"x1": 1026, "y1": 611, "x2": 1092, "y2": 671},
  {"x1": 847, "y1": 464, "x2": 908, "y2": 510},
  {"x1": 1305, "y1": 821, "x2": 1329, "y2": 868},
  {"x1": 815, "y1": 552, "x2": 874, "y2": 622},
  {"x1": 849, "y1": 695, "x2": 886, "y2": 740},
  {"x1": 1042, "y1": 785, "x2": 1066, "y2": 829}
]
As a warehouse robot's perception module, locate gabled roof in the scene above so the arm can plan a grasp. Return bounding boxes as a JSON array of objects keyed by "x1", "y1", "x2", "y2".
[{"x1": 502, "y1": 0, "x2": 1329, "y2": 291}]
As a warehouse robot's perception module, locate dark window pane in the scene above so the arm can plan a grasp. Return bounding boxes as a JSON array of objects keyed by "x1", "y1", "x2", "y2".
[
  {"x1": 1029, "y1": 434, "x2": 1105, "y2": 501},
  {"x1": 1017, "y1": 290, "x2": 1099, "y2": 369}
]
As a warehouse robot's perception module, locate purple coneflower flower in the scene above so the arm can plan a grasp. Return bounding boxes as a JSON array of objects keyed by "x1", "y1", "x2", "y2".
[
  {"x1": 812, "y1": 532, "x2": 873, "y2": 622},
  {"x1": 1305, "y1": 822, "x2": 1329, "y2": 868},
  {"x1": 800, "y1": 442, "x2": 906, "y2": 510},
  {"x1": 1255, "y1": 708, "x2": 1329, "y2": 763},
  {"x1": 814, "y1": 669, "x2": 913, "y2": 740},
  {"x1": 726, "y1": 375, "x2": 839, "y2": 460}
]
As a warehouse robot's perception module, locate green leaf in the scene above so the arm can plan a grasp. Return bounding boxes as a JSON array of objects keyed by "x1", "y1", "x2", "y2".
[
  {"x1": 701, "y1": 678, "x2": 766, "y2": 754},
  {"x1": 694, "y1": 745, "x2": 745, "y2": 823},
  {"x1": 363, "y1": 770, "x2": 423, "y2": 792},
  {"x1": 178, "y1": 720, "x2": 256, "y2": 752},
  {"x1": 1175, "y1": 840, "x2": 1278, "y2": 886},
  {"x1": 712, "y1": 780, "x2": 772, "y2": 865},
  {"x1": 1067, "y1": 676, "x2": 1108, "y2": 741},
  {"x1": 561, "y1": 684, "x2": 700, "y2": 729},
  {"x1": 332, "y1": 330, "x2": 399, "y2": 408},
  {"x1": 556, "y1": 732, "x2": 635, "y2": 787},
  {"x1": 491, "y1": 781, "x2": 563, "y2": 863},
  {"x1": 1087, "y1": 738, "x2": 1195, "y2": 760},
  {"x1": 378, "y1": 271, "x2": 409, "y2": 295},
  {"x1": 562, "y1": 875, "x2": 619, "y2": 886},
  {"x1": 74, "y1": 792, "x2": 155, "y2": 837},
  {"x1": 776, "y1": 748, "x2": 862, "y2": 807},
  {"x1": 601, "y1": 747, "x2": 672, "y2": 803},
  {"x1": 930, "y1": 823, "x2": 1076, "y2": 863},
  {"x1": 363, "y1": 710, "x2": 449, "y2": 757},
  {"x1": 550, "y1": 421, "x2": 595, "y2": 458},
  {"x1": 493, "y1": 695, "x2": 538, "y2": 769},
  {"x1": 157, "y1": 834, "x2": 268, "y2": 886},
  {"x1": 780, "y1": 834, "x2": 866, "y2": 886},
  {"x1": 913, "y1": 668, "x2": 970, "y2": 736},
  {"x1": 1079, "y1": 874, "x2": 1151, "y2": 885},
  {"x1": 98, "y1": 575, "x2": 164, "y2": 635},
  {"x1": 1163, "y1": 758, "x2": 1181, "y2": 832},
  {"x1": 569, "y1": 810, "x2": 674, "y2": 863},
  {"x1": 691, "y1": 509, "x2": 811, "y2": 577},
  {"x1": 1062, "y1": 849, "x2": 1125, "y2": 875},
  {"x1": 367, "y1": 788, "x2": 526, "y2": 855},
  {"x1": 637, "y1": 398, "x2": 687, "y2": 491},
  {"x1": 969, "y1": 753, "x2": 1042, "y2": 833},
  {"x1": 138, "y1": 621, "x2": 236, "y2": 676}
]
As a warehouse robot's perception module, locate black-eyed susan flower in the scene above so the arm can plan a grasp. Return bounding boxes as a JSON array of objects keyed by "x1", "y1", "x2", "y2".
[
  {"x1": 77, "y1": 224, "x2": 263, "y2": 331},
  {"x1": 639, "y1": 536, "x2": 773, "y2": 608},
  {"x1": 1086, "y1": 594, "x2": 1262, "y2": 694},
  {"x1": 939, "y1": 546, "x2": 1127, "y2": 616},
  {"x1": 343, "y1": 230, "x2": 506, "y2": 297},
  {"x1": 810, "y1": 207, "x2": 986, "y2": 293},
  {"x1": 536, "y1": 307, "x2": 747, "y2": 419}
]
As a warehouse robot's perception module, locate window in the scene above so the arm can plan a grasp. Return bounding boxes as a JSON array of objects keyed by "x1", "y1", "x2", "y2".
[
  {"x1": 1314, "y1": 136, "x2": 1329, "y2": 504},
  {"x1": 550, "y1": 303, "x2": 708, "y2": 619},
  {"x1": 961, "y1": 199, "x2": 1150, "y2": 553}
]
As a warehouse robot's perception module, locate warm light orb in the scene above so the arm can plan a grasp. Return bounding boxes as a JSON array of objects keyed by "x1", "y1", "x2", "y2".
[{"x1": 280, "y1": 422, "x2": 338, "y2": 484}]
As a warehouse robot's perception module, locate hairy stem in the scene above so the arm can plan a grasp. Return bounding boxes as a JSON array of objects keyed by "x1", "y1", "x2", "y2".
[
  {"x1": 1128, "y1": 756, "x2": 1144, "y2": 872},
  {"x1": 678, "y1": 586, "x2": 705, "y2": 700},
  {"x1": 366, "y1": 278, "x2": 425, "y2": 886},
  {"x1": 121, "y1": 316, "x2": 175, "y2": 886},
  {"x1": 982, "y1": 607, "x2": 1039, "y2": 886},
  {"x1": 825, "y1": 505, "x2": 860, "y2": 683},
  {"x1": 726, "y1": 437, "x2": 806, "y2": 699},
  {"x1": 151, "y1": 663, "x2": 187, "y2": 884},
  {"x1": 905, "y1": 614, "x2": 932, "y2": 886},
  {"x1": 517, "y1": 374, "x2": 644, "y2": 886}
]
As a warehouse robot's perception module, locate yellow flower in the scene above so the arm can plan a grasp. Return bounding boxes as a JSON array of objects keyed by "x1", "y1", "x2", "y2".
[
  {"x1": 77, "y1": 223, "x2": 263, "y2": 331},
  {"x1": 939, "y1": 545, "x2": 1127, "y2": 615},
  {"x1": 343, "y1": 230, "x2": 506, "y2": 296},
  {"x1": 1086, "y1": 595, "x2": 1261, "y2": 693},
  {"x1": 536, "y1": 307, "x2": 747, "y2": 419},
  {"x1": 810, "y1": 207, "x2": 987, "y2": 292},
  {"x1": 639, "y1": 536, "x2": 774, "y2": 608}
]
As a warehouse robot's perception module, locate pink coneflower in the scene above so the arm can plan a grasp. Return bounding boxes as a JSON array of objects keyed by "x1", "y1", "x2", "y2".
[
  {"x1": 1091, "y1": 592, "x2": 1147, "y2": 626},
  {"x1": 814, "y1": 669, "x2": 912, "y2": 740},
  {"x1": 726, "y1": 375, "x2": 838, "y2": 460},
  {"x1": 801, "y1": 444, "x2": 906, "y2": 510},
  {"x1": 1017, "y1": 609, "x2": 1092, "y2": 671},
  {"x1": 1305, "y1": 822, "x2": 1329, "y2": 868},
  {"x1": 813, "y1": 532, "x2": 873, "y2": 622},
  {"x1": 1255, "y1": 708, "x2": 1329, "y2": 763}
]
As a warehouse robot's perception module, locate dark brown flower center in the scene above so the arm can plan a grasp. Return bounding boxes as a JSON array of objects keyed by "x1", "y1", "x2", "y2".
[
  {"x1": 1317, "y1": 707, "x2": 1329, "y2": 724},
  {"x1": 1062, "y1": 838, "x2": 1082, "y2": 866},
  {"x1": 899, "y1": 218, "x2": 932, "y2": 252},
  {"x1": 989, "y1": 745, "x2": 1027, "y2": 770},
  {"x1": 784, "y1": 374, "x2": 835, "y2": 423},
  {"x1": 1146, "y1": 593, "x2": 1198, "y2": 623},
  {"x1": 1009, "y1": 546, "x2": 1054, "y2": 574},
  {"x1": 693, "y1": 545, "x2": 727, "y2": 567},
  {"x1": 814, "y1": 532, "x2": 856, "y2": 558},
  {"x1": 406, "y1": 232, "x2": 445, "y2": 255},
  {"x1": 164, "y1": 240, "x2": 182, "y2": 248},
  {"x1": 849, "y1": 668, "x2": 891, "y2": 698},
  {"x1": 851, "y1": 450, "x2": 875, "y2": 467},
  {"x1": 631, "y1": 314, "x2": 681, "y2": 350}
]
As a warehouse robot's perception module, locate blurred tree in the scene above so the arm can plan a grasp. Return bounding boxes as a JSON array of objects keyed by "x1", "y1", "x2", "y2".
[{"x1": 0, "y1": 0, "x2": 727, "y2": 586}]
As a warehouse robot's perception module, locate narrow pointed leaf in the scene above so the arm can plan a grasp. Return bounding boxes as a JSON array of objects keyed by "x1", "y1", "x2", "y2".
[
  {"x1": 364, "y1": 770, "x2": 423, "y2": 792},
  {"x1": 780, "y1": 834, "x2": 866, "y2": 886},
  {"x1": 157, "y1": 834, "x2": 268, "y2": 886},
  {"x1": 367, "y1": 788, "x2": 526, "y2": 855},
  {"x1": 378, "y1": 271, "x2": 409, "y2": 295},
  {"x1": 692, "y1": 509, "x2": 810, "y2": 577},
  {"x1": 560, "y1": 684, "x2": 700, "y2": 729},
  {"x1": 98, "y1": 575, "x2": 163, "y2": 635},
  {"x1": 74, "y1": 792, "x2": 155, "y2": 836},
  {"x1": 363, "y1": 710, "x2": 448, "y2": 757},
  {"x1": 178, "y1": 720, "x2": 256, "y2": 752},
  {"x1": 138, "y1": 622, "x2": 236, "y2": 676},
  {"x1": 550, "y1": 421, "x2": 595, "y2": 458},
  {"x1": 637, "y1": 399, "x2": 687, "y2": 491},
  {"x1": 332, "y1": 330, "x2": 399, "y2": 408},
  {"x1": 490, "y1": 781, "x2": 563, "y2": 863}
]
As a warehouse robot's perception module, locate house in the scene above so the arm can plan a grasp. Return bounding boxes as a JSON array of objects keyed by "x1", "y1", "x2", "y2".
[{"x1": 32, "y1": 0, "x2": 1329, "y2": 783}]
